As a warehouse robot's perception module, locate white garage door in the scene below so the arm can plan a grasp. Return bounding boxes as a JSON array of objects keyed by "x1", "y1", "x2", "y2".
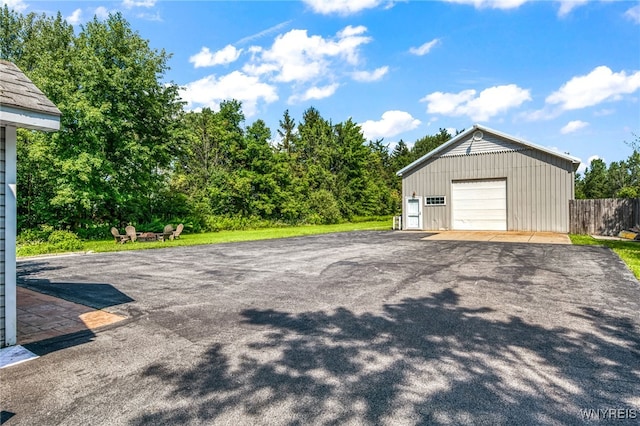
[{"x1": 452, "y1": 179, "x2": 506, "y2": 231}]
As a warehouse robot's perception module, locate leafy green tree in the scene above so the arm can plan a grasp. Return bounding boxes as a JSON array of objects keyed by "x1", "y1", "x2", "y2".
[
  {"x1": 582, "y1": 159, "x2": 609, "y2": 199},
  {"x1": 368, "y1": 139, "x2": 400, "y2": 212},
  {"x1": 607, "y1": 160, "x2": 628, "y2": 198},
  {"x1": 276, "y1": 109, "x2": 297, "y2": 155},
  {"x1": 11, "y1": 11, "x2": 183, "y2": 230},
  {"x1": 4, "y1": 5, "x2": 472, "y2": 233},
  {"x1": 0, "y1": 6, "x2": 23, "y2": 62},
  {"x1": 390, "y1": 140, "x2": 412, "y2": 173},
  {"x1": 574, "y1": 173, "x2": 586, "y2": 199},
  {"x1": 410, "y1": 128, "x2": 452, "y2": 161},
  {"x1": 177, "y1": 108, "x2": 224, "y2": 193}
]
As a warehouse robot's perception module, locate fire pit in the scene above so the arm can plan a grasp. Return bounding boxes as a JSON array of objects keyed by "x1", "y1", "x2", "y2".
[{"x1": 138, "y1": 232, "x2": 159, "y2": 242}]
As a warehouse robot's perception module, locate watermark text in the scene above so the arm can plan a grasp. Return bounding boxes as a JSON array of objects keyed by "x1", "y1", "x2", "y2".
[{"x1": 580, "y1": 408, "x2": 637, "y2": 421}]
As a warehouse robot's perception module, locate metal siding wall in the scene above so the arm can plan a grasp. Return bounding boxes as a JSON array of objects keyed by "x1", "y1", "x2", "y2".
[
  {"x1": 0, "y1": 127, "x2": 5, "y2": 344},
  {"x1": 401, "y1": 149, "x2": 574, "y2": 231}
]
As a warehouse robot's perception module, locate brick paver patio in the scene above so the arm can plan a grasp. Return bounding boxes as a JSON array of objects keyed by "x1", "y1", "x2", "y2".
[{"x1": 17, "y1": 287, "x2": 126, "y2": 344}]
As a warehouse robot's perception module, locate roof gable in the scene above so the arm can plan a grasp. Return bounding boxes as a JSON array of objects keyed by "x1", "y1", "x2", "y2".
[
  {"x1": 438, "y1": 132, "x2": 524, "y2": 157},
  {"x1": 396, "y1": 124, "x2": 580, "y2": 176},
  {"x1": 0, "y1": 60, "x2": 61, "y2": 131}
]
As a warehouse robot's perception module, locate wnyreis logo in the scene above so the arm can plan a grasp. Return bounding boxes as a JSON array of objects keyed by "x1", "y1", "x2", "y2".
[{"x1": 580, "y1": 408, "x2": 637, "y2": 420}]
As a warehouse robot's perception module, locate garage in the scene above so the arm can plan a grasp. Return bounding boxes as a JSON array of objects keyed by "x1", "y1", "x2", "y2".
[
  {"x1": 451, "y1": 179, "x2": 506, "y2": 231},
  {"x1": 396, "y1": 125, "x2": 580, "y2": 233}
]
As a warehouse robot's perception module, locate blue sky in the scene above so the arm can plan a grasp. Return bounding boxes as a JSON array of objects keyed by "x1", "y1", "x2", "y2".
[{"x1": 6, "y1": 0, "x2": 640, "y2": 173}]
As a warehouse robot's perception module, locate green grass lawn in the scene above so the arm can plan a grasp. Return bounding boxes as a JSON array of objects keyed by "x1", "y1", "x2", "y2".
[
  {"x1": 18, "y1": 220, "x2": 392, "y2": 258},
  {"x1": 570, "y1": 234, "x2": 640, "y2": 279}
]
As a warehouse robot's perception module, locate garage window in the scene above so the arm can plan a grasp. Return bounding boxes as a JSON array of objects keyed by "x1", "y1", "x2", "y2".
[{"x1": 425, "y1": 196, "x2": 446, "y2": 206}]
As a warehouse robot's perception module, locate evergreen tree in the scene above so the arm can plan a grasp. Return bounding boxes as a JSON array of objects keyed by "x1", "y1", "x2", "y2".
[
  {"x1": 582, "y1": 159, "x2": 609, "y2": 199},
  {"x1": 410, "y1": 128, "x2": 452, "y2": 161}
]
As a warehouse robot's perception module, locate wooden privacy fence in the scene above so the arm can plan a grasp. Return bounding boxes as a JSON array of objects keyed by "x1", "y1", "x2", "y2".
[{"x1": 569, "y1": 198, "x2": 640, "y2": 236}]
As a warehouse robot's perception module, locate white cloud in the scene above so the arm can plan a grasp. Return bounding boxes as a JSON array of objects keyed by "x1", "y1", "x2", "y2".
[
  {"x1": 242, "y1": 62, "x2": 280, "y2": 76},
  {"x1": 560, "y1": 120, "x2": 589, "y2": 134},
  {"x1": 351, "y1": 66, "x2": 389, "y2": 82},
  {"x1": 288, "y1": 84, "x2": 339, "y2": 103},
  {"x1": 338, "y1": 25, "x2": 368, "y2": 38},
  {"x1": 2, "y1": 0, "x2": 27, "y2": 12},
  {"x1": 409, "y1": 39, "x2": 440, "y2": 56},
  {"x1": 189, "y1": 45, "x2": 242, "y2": 68},
  {"x1": 360, "y1": 110, "x2": 421, "y2": 140},
  {"x1": 546, "y1": 66, "x2": 640, "y2": 111},
  {"x1": 179, "y1": 71, "x2": 278, "y2": 117},
  {"x1": 557, "y1": 0, "x2": 588, "y2": 17},
  {"x1": 244, "y1": 26, "x2": 372, "y2": 83},
  {"x1": 442, "y1": 0, "x2": 529, "y2": 10},
  {"x1": 122, "y1": 0, "x2": 156, "y2": 8},
  {"x1": 95, "y1": 6, "x2": 109, "y2": 20},
  {"x1": 66, "y1": 8, "x2": 82, "y2": 25},
  {"x1": 625, "y1": 5, "x2": 640, "y2": 24},
  {"x1": 302, "y1": 0, "x2": 386, "y2": 15},
  {"x1": 421, "y1": 84, "x2": 531, "y2": 121}
]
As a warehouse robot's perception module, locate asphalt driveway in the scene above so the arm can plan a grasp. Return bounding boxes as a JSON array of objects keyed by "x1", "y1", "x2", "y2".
[{"x1": 2, "y1": 231, "x2": 640, "y2": 425}]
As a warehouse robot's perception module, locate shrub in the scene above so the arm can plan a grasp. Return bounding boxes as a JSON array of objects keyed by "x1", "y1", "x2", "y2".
[
  {"x1": 17, "y1": 229, "x2": 84, "y2": 257},
  {"x1": 136, "y1": 218, "x2": 167, "y2": 233},
  {"x1": 17, "y1": 243, "x2": 56, "y2": 257},
  {"x1": 307, "y1": 190, "x2": 342, "y2": 224},
  {"x1": 47, "y1": 230, "x2": 83, "y2": 251},
  {"x1": 17, "y1": 224, "x2": 56, "y2": 244},
  {"x1": 204, "y1": 215, "x2": 282, "y2": 232},
  {"x1": 17, "y1": 229, "x2": 44, "y2": 244},
  {"x1": 75, "y1": 224, "x2": 113, "y2": 241}
]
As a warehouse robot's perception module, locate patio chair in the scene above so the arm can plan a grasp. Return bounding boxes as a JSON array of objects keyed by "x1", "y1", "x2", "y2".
[
  {"x1": 110, "y1": 227, "x2": 130, "y2": 244},
  {"x1": 171, "y1": 223, "x2": 184, "y2": 240},
  {"x1": 125, "y1": 225, "x2": 138, "y2": 243},
  {"x1": 162, "y1": 224, "x2": 174, "y2": 241}
]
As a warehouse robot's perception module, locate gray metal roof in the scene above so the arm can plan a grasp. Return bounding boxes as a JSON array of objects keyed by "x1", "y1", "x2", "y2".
[
  {"x1": 396, "y1": 124, "x2": 581, "y2": 176},
  {"x1": 0, "y1": 60, "x2": 61, "y2": 117}
]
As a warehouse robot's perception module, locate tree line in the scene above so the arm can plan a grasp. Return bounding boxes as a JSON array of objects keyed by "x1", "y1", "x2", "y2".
[
  {"x1": 1, "y1": 8, "x2": 459, "y2": 237},
  {"x1": 575, "y1": 143, "x2": 640, "y2": 199},
  {"x1": 2, "y1": 8, "x2": 637, "y2": 238}
]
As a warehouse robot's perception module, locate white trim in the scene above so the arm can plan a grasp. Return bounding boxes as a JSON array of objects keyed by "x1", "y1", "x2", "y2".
[
  {"x1": 0, "y1": 105, "x2": 60, "y2": 132},
  {"x1": 405, "y1": 196, "x2": 422, "y2": 230},
  {"x1": 396, "y1": 124, "x2": 580, "y2": 176},
  {"x1": 4, "y1": 126, "x2": 17, "y2": 346},
  {"x1": 425, "y1": 196, "x2": 446, "y2": 206}
]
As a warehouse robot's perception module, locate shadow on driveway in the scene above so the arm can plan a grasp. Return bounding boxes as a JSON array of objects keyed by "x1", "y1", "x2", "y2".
[
  {"x1": 133, "y1": 288, "x2": 640, "y2": 424},
  {"x1": 18, "y1": 261, "x2": 134, "y2": 309}
]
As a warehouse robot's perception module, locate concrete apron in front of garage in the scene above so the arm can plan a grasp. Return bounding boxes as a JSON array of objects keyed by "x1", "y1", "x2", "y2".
[{"x1": 423, "y1": 230, "x2": 571, "y2": 244}]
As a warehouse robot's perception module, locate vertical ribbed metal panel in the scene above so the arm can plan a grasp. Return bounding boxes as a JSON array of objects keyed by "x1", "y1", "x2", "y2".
[
  {"x1": 401, "y1": 149, "x2": 575, "y2": 232},
  {"x1": 440, "y1": 133, "x2": 524, "y2": 157}
]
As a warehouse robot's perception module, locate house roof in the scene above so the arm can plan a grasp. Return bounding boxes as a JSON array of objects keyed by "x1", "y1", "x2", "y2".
[
  {"x1": 0, "y1": 60, "x2": 61, "y2": 131},
  {"x1": 396, "y1": 124, "x2": 581, "y2": 177}
]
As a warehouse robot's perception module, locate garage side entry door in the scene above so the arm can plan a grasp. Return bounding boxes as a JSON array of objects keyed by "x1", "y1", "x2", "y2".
[
  {"x1": 451, "y1": 179, "x2": 506, "y2": 231},
  {"x1": 405, "y1": 197, "x2": 422, "y2": 230}
]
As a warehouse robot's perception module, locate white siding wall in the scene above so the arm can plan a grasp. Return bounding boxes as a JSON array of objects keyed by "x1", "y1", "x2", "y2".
[
  {"x1": 0, "y1": 126, "x2": 5, "y2": 345},
  {"x1": 402, "y1": 149, "x2": 575, "y2": 232}
]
